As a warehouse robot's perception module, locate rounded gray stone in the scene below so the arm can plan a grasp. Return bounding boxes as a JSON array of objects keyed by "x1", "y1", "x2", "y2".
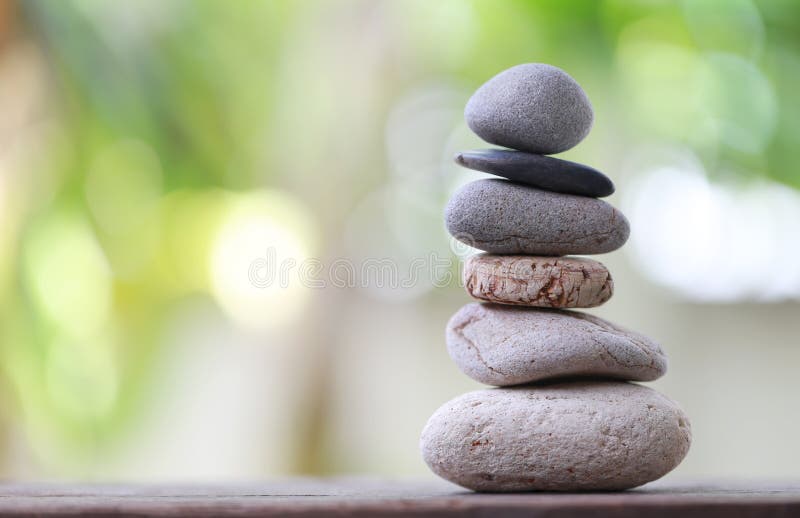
[
  {"x1": 446, "y1": 303, "x2": 667, "y2": 386},
  {"x1": 445, "y1": 179, "x2": 629, "y2": 255},
  {"x1": 465, "y1": 64, "x2": 594, "y2": 154},
  {"x1": 420, "y1": 381, "x2": 691, "y2": 492}
]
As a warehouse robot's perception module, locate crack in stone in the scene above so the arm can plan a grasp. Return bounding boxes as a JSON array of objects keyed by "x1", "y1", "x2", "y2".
[
  {"x1": 573, "y1": 313, "x2": 663, "y2": 372},
  {"x1": 452, "y1": 313, "x2": 508, "y2": 377}
]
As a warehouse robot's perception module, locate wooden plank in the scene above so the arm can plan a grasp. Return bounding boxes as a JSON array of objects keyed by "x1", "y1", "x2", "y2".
[{"x1": 0, "y1": 479, "x2": 798, "y2": 517}]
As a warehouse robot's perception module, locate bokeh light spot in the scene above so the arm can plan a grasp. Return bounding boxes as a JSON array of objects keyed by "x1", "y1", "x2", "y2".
[
  {"x1": 45, "y1": 335, "x2": 119, "y2": 421},
  {"x1": 682, "y1": 0, "x2": 765, "y2": 58},
  {"x1": 24, "y1": 212, "x2": 112, "y2": 339},
  {"x1": 210, "y1": 190, "x2": 317, "y2": 331},
  {"x1": 704, "y1": 52, "x2": 777, "y2": 154},
  {"x1": 625, "y1": 158, "x2": 800, "y2": 302},
  {"x1": 85, "y1": 139, "x2": 163, "y2": 236},
  {"x1": 617, "y1": 34, "x2": 716, "y2": 144},
  {"x1": 158, "y1": 189, "x2": 230, "y2": 294}
]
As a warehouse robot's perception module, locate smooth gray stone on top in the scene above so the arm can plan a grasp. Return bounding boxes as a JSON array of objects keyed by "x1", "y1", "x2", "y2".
[
  {"x1": 445, "y1": 179, "x2": 629, "y2": 255},
  {"x1": 455, "y1": 149, "x2": 614, "y2": 198},
  {"x1": 465, "y1": 64, "x2": 594, "y2": 155},
  {"x1": 447, "y1": 303, "x2": 667, "y2": 386},
  {"x1": 420, "y1": 381, "x2": 691, "y2": 492}
]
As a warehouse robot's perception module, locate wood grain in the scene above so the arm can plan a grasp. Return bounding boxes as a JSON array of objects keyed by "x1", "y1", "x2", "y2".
[{"x1": 0, "y1": 479, "x2": 798, "y2": 517}]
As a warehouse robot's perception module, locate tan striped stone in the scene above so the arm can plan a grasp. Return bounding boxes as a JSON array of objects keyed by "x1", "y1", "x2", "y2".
[{"x1": 463, "y1": 254, "x2": 612, "y2": 308}]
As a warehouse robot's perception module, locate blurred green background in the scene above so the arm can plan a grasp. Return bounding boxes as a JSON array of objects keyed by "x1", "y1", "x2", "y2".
[{"x1": 1, "y1": 0, "x2": 799, "y2": 480}]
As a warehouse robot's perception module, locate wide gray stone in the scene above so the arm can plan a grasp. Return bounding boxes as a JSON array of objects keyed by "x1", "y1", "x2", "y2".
[
  {"x1": 420, "y1": 381, "x2": 691, "y2": 492},
  {"x1": 465, "y1": 64, "x2": 594, "y2": 154},
  {"x1": 445, "y1": 179, "x2": 629, "y2": 255},
  {"x1": 446, "y1": 303, "x2": 667, "y2": 386}
]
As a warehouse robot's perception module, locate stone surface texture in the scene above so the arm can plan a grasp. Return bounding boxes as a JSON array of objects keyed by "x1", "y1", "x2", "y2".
[
  {"x1": 445, "y1": 179, "x2": 629, "y2": 256},
  {"x1": 446, "y1": 303, "x2": 667, "y2": 386},
  {"x1": 420, "y1": 381, "x2": 692, "y2": 492},
  {"x1": 455, "y1": 149, "x2": 614, "y2": 198},
  {"x1": 463, "y1": 254, "x2": 613, "y2": 308},
  {"x1": 465, "y1": 64, "x2": 594, "y2": 155}
]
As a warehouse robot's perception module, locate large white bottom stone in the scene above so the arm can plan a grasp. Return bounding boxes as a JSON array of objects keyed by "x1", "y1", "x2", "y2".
[{"x1": 420, "y1": 381, "x2": 691, "y2": 492}]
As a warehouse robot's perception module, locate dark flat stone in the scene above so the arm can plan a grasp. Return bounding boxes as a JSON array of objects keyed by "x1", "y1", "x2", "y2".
[{"x1": 455, "y1": 149, "x2": 615, "y2": 198}]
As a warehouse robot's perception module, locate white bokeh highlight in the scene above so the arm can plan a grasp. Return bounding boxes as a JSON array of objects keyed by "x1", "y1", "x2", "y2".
[{"x1": 625, "y1": 159, "x2": 800, "y2": 302}]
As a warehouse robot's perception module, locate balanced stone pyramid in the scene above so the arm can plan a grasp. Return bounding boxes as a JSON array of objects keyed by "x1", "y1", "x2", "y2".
[{"x1": 420, "y1": 64, "x2": 691, "y2": 492}]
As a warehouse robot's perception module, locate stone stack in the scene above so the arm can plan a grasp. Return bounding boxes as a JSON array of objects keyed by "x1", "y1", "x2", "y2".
[{"x1": 420, "y1": 64, "x2": 691, "y2": 492}]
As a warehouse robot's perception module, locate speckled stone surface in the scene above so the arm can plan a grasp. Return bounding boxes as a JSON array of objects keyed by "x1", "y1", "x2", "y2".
[
  {"x1": 420, "y1": 381, "x2": 691, "y2": 492},
  {"x1": 455, "y1": 149, "x2": 614, "y2": 198},
  {"x1": 463, "y1": 254, "x2": 613, "y2": 308},
  {"x1": 446, "y1": 303, "x2": 667, "y2": 386},
  {"x1": 465, "y1": 64, "x2": 594, "y2": 155},
  {"x1": 445, "y1": 179, "x2": 629, "y2": 255}
]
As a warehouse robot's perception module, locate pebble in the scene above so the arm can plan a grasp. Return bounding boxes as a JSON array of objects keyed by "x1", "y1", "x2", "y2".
[
  {"x1": 465, "y1": 64, "x2": 594, "y2": 155},
  {"x1": 446, "y1": 303, "x2": 666, "y2": 386},
  {"x1": 420, "y1": 381, "x2": 691, "y2": 492},
  {"x1": 455, "y1": 149, "x2": 614, "y2": 198},
  {"x1": 445, "y1": 179, "x2": 629, "y2": 255},
  {"x1": 463, "y1": 254, "x2": 612, "y2": 308}
]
